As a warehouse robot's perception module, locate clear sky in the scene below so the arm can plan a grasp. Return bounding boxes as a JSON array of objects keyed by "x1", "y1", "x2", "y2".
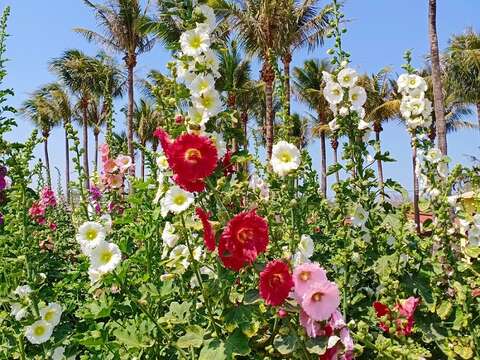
[{"x1": 2, "y1": 0, "x2": 479, "y2": 194}]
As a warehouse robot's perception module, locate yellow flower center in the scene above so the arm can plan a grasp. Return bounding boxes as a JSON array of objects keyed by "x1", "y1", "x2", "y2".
[
  {"x1": 409, "y1": 79, "x2": 416, "y2": 86},
  {"x1": 343, "y1": 75, "x2": 350, "y2": 82},
  {"x1": 237, "y1": 228, "x2": 253, "y2": 243},
  {"x1": 299, "y1": 271, "x2": 311, "y2": 281},
  {"x1": 201, "y1": 94, "x2": 213, "y2": 108},
  {"x1": 333, "y1": 89, "x2": 340, "y2": 96},
  {"x1": 33, "y1": 325, "x2": 46, "y2": 337},
  {"x1": 86, "y1": 229, "x2": 98, "y2": 241},
  {"x1": 44, "y1": 310, "x2": 55, "y2": 322},
  {"x1": 311, "y1": 291, "x2": 324, "y2": 302},
  {"x1": 351, "y1": 93, "x2": 358, "y2": 101},
  {"x1": 100, "y1": 250, "x2": 113, "y2": 264},
  {"x1": 173, "y1": 194, "x2": 187, "y2": 206},
  {"x1": 185, "y1": 148, "x2": 202, "y2": 163},
  {"x1": 189, "y1": 35, "x2": 201, "y2": 49},
  {"x1": 279, "y1": 151, "x2": 292, "y2": 163}
]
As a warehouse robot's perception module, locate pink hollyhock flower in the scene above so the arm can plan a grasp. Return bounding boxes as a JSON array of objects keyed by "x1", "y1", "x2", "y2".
[
  {"x1": 40, "y1": 187, "x2": 57, "y2": 207},
  {"x1": 99, "y1": 143, "x2": 110, "y2": 163},
  {"x1": 259, "y1": 260, "x2": 294, "y2": 306},
  {"x1": 292, "y1": 263, "x2": 327, "y2": 301},
  {"x1": 116, "y1": 155, "x2": 132, "y2": 173},
  {"x1": 300, "y1": 309, "x2": 322, "y2": 338},
  {"x1": 277, "y1": 309, "x2": 288, "y2": 318},
  {"x1": 89, "y1": 185, "x2": 102, "y2": 201},
  {"x1": 107, "y1": 174, "x2": 123, "y2": 189},
  {"x1": 49, "y1": 223, "x2": 57, "y2": 231},
  {"x1": 104, "y1": 159, "x2": 118, "y2": 174},
  {"x1": 301, "y1": 280, "x2": 341, "y2": 321},
  {"x1": 395, "y1": 297, "x2": 420, "y2": 336},
  {"x1": 29, "y1": 201, "x2": 45, "y2": 218}
]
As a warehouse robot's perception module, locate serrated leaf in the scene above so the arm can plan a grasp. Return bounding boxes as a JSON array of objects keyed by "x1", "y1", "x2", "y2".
[
  {"x1": 199, "y1": 339, "x2": 227, "y2": 360},
  {"x1": 225, "y1": 329, "x2": 250, "y2": 356},
  {"x1": 177, "y1": 325, "x2": 204, "y2": 348},
  {"x1": 273, "y1": 333, "x2": 297, "y2": 355},
  {"x1": 436, "y1": 301, "x2": 452, "y2": 320}
]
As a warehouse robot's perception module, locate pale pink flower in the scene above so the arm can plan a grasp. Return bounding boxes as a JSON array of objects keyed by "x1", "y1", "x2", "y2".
[
  {"x1": 301, "y1": 280, "x2": 340, "y2": 321},
  {"x1": 115, "y1": 155, "x2": 132, "y2": 173},
  {"x1": 299, "y1": 309, "x2": 321, "y2": 338},
  {"x1": 107, "y1": 174, "x2": 123, "y2": 189},
  {"x1": 99, "y1": 144, "x2": 110, "y2": 163},
  {"x1": 104, "y1": 159, "x2": 118, "y2": 174},
  {"x1": 292, "y1": 263, "x2": 327, "y2": 301}
]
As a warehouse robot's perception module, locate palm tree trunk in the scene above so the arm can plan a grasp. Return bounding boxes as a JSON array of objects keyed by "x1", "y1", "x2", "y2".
[
  {"x1": 64, "y1": 124, "x2": 70, "y2": 204},
  {"x1": 412, "y1": 142, "x2": 421, "y2": 234},
  {"x1": 374, "y1": 123, "x2": 384, "y2": 189},
  {"x1": 126, "y1": 55, "x2": 136, "y2": 180},
  {"x1": 282, "y1": 52, "x2": 292, "y2": 116},
  {"x1": 82, "y1": 102, "x2": 90, "y2": 190},
  {"x1": 94, "y1": 130, "x2": 99, "y2": 173},
  {"x1": 320, "y1": 131, "x2": 327, "y2": 197},
  {"x1": 43, "y1": 134, "x2": 51, "y2": 188},
  {"x1": 429, "y1": 0, "x2": 447, "y2": 155},
  {"x1": 262, "y1": 62, "x2": 275, "y2": 159},
  {"x1": 331, "y1": 137, "x2": 340, "y2": 184}
]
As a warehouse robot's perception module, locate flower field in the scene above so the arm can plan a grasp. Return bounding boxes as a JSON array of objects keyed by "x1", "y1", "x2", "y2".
[{"x1": 1, "y1": 1, "x2": 480, "y2": 359}]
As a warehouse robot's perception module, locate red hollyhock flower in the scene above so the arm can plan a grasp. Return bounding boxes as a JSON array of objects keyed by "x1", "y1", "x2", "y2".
[
  {"x1": 373, "y1": 301, "x2": 391, "y2": 332},
  {"x1": 259, "y1": 260, "x2": 293, "y2": 306},
  {"x1": 222, "y1": 150, "x2": 235, "y2": 176},
  {"x1": 173, "y1": 174, "x2": 206, "y2": 192},
  {"x1": 196, "y1": 207, "x2": 215, "y2": 252},
  {"x1": 218, "y1": 210, "x2": 269, "y2": 271},
  {"x1": 394, "y1": 297, "x2": 420, "y2": 336},
  {"x1": 154, "y1": 128, "x2": 173, "y2": 158}
]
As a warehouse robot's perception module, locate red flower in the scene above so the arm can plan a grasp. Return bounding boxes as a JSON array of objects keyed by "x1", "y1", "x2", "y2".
[
  {"x1": 373, "y1": 297, "x2": 420, "y2": 336},
  {"x1": 196, "y1": 207, "x2": 215, "y2": 252},
  {"x1": 218, "y1": 210, "x2": 269, "y2": 271},
  {"x1": 173, "y1": 174, "x2": 206, "y2": 193},
  {"x1": 222, "y1": 150, "x2": 235, "y2": 176},
  {"x1": 259, "y1": 260, "x2": 293, "y2": 306},
  {"x1": 373, "y1": 301, "x2": 391, "y2": 332}
]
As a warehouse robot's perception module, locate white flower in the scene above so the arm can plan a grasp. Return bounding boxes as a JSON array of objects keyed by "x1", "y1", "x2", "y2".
[
  {"x1": 358, "y1": 119, "x2": 372, "y2": 131},
  {"x1": 329, "y1": 119, "x2": 340, "y2": 132},
  {"x1": 89, "y1": 241, "x2": 122, "y2": 274},
  {"x1": 160, "y1": 273, "x2": 175, "y2": 281},
  {"x1": 473, "y1": 214, "x2": 480, "y2": 227},
  {"x1": 468, "y1": 225, "x2": 480, "y2": 246},
  {"x1": 323, "y1": 82, "x2": 344, "y2": 104},
  {"x1": 162, "y1": 222, "x2": 179, "y2": 248},
  {"x1": 422, "y1": 99, "x2": 433, "y2": 117},
  {"x1": 406, "y1": 74, "x2": 427, "y2": 92},
  {"x1": 176, "y1": 60, "x2": 195, "y2": 83},
  {"x1": 351, "y1": 205, "x2": 368, "y2": 227},
  {"x1": 397, "y1": 74, "x2": 409, "y2": 93},
  {"x1": 337, "y1": 68, "x2": 358, "y2": 88},
  {"x1": 88, "y1": 266, "x2": 103, "y2": 284},
  {"x1": 437, "y1": 162, "x2": 448, "y2": 178},
  {"x1": 194, "y1": 4, "x2": 216, "y2": 31},
  {"x1": 188, "y1": 106, "x2": 210, "y2": 127},
  {"x1": 163, "y1": 186, "x2": 195, "y2": 214},
  {"x1": 52, "y1": 346, "x2": 65, "y2": 360},
  {"x1": 25, "y1": 320, "x2": 54, "y2": 344},
  {"x1": 196, "y1": 49, "x2": 220, "y2": 77},
  {"x1": 292, "y1": 251, "x2": 309, "y2": 267},
  {"x1": 14, "y1": 285, "x2": 32, "y2": 298},
  {"x1": 193, "y1": 245, "x2": 203, "y2": 261},
  {"x1": 76, "y1": 221, "x2": 106, "y2": 254},
  {"x1": 189, "y1": 73, "x2": 215, "y2": 95},
  {"x1": 169, "y1": 244, "x2": 190, "y2": 271},
  {"x1": 39, "y1": 302, "x2": 62, "y2": 326},
  {"x1": 351, "y1": 106, "x2": 365, "y2": 119},
  {"x1": 408, "y1": 98, "x2": 425, "y2": 116},
  {"x1": 249, "y1": 174, "x2": 270, "y2": 200},
  {"x1": 179, "y1": 26, "x2": 211, "y2": 57},
  {"x1": 10, "y1": 303, "x2": 28, "y2": 321},
  {"x1": 425, "y1": 148, "x2": 443, "y2": 163},
  {"x1": 270, "y1": 141, "x2": 301, "y2": 177},
  {"x1": 408, "y1": 87, "x2": 425, "y2": 100},
  {"x1": 338, "y1": 107, "x2": 349, "y2": 116},
  {"x1": 192, "y1": 88, "x2": 222, "y2": 117},
  {"x1": 99, "y1": 214, "x2": 112, "y2": 233},
  {"x1": 209, "y1": 132, "x2": 227, "y2": 158},
  {"x1": 298, "y1": 234, "x2": 314, "y2": 258},
  {"x1": 349, "y1": 86, "x2": 367, "y2": 109},
  {"x1": 322, "y1": 71, "x2": 334, "y2": 83}
]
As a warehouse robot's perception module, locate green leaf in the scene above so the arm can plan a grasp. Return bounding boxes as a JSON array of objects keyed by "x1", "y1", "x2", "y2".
[
  {"x1": 159, "y1": 301, "x2": 190, "y2": 324},
  {"x1": 199, "y1": 339, "x2": 227, "y2": 360},
  {"x1": 225, "y1": 329, "x2": 250, "y2": 356},
  {"x1": 177, "y1": 325, "x2": 205, "y2": 349},
  {"x1": 464, "y1": 246, "x2": 480, "y2": 258},
  {"x1": 305, "y1": 337, "x2": 327, "y2": 355},
  {"x1": 436, "y1": 301, "x2": 452, "y2": 320},
  {"x1": 453, "y1": 344, "x2": 474, "y2": 359},
  {"x1": 273, "y1": 333, "x2": 298, "y2": 355}
]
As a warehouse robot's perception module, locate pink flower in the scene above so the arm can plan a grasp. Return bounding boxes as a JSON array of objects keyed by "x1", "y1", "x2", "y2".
[
  {"x1": 107, "y1": 174, "x2": 123, "y2": 189},
  {"x1": 99, "y1": 143, "x2": 110, "y2": 163},
  {"x1": 395, "y1": 297, "x2": 420, "y2": 336},
  {"x1": 301, "y1": 280, "x2": 341, "y2": 321},
  {"x1": 40, "y1": 187, "x2": 57, "y2": 208},
  {"x1": 104, "y1": 159, "x2": 118, "y2": 174},
  {"x1": 115, "y1": 155, "x2": 132, "y2": 173},
  {"x1": 292, "y1": 263, "x2": 327, "y2": 301},
  {"x1": 49, "y1": 222, "x2": 57, "y2": 231},
  {"x1": 300, "y1": 309, "x2": 322, "y2": 338}
]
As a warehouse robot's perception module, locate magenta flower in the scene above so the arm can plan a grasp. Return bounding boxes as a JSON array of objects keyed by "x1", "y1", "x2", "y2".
[
  {"x1": 40, "y1": 187, "x2": 57, "y2": 208},
  {"x1": 301, "y1": 279, "x2": 340, "y2": 321}
]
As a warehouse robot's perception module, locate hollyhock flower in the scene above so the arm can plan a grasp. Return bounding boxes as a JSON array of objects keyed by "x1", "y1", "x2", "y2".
[
  {"x1": 337, "y1": 68, "x2": 358, "y2": 88},
  {"x1": 323, "y1": 82, "x2": 344, "y2": 104},
  {"x1": 99, "y1": 143, "x2": 110, "y2": 163},
  {"x1": 194, "y1": 4, "x2": 216, "y2": 30},
  {"x1": 188, "y1": 106, "x2": 210, "y2": 128},
  {"x1": 116, "y1": 155, "x2": 132, "y2": 173},
  {"x1": 351, "y1": 205, "x2": 368, "y2": 227},
  {"x1": 407, "y1": 74, "x2": 427, "y2": 92},
  {"x1": 301, "y1": 280, "x2": 341, "y2": 321},
  {"x1": 173, "y1": 174, "x2": 206, "y2": 193},
  {"x1": 0, "y1": 176, "x2": 5, "y2": 191},
  {"x1": 192, "y1": 88, "x2": 222, "y2": 117},
  {"x1": 196, "y1": 207, "x2": 215, "y2": 251},
  {"x1": 358, "y1": 119, "x2": 372, "y2": 131},
  {"x1": 156, "y1": 154, "x2": 169, "y2": 171},
  {"x1": 395, "y1": 297, "x2": 420, "y2": 336},
  {"x1": 99, "y1": 214, "x2": 112, "y2": 233},
  {"x1": 277, "y1": 309, "x2": 288, "y2": 318},
  {"x1": 218, "y1": 210, "x2": 269, "y2": 271},
  {"x1": 14, "y1": 285, "x2": 32, "y2": 297},
  {"x1": 52, "y1": 347, "x2": 65, "y2": 360},
  {"x1": 76, "y1": 221, "x2": 106, "y2": 254},
  {"x1": 89, "y1": 185, "x2": 102, "y2": 201},
  {"x1": 209, "y1": 132, "x2": 227, "y2": 159},
  {"x1": 10, "y1": 303, "x2": 28, "y2": 321},
  {"x1": 89, "y1": 241, "x2": 122, "y2": 273},
  {"x1": 175, "y1": 113, "x2": 184, "y2": 124},
  {"x1": 271, "y1": 141, "x2": 301, "y2": 177},
  {"x1": 49, "y1": 223, "x2": 57, "y2": 231},
  {"x1": 298, "y1": 234, "x2": 314, "y2": 259},
  {"x1": 349, "y1": 86, "x2": 367, "y2": 109},
  {"x1": 373, "y1": 301, "x2": 391, "y2": 332},
  {"x1": 222, "y1": 150, "x2": 235, "y2": 176},
  {"x1": 189, "y1": 73, "x2": 215, "y2": 95},
  {"x1": 162, "y1": 222, "x2": 179, "y2": 248},
  {"x1": 25, "y1": 320, "x2": 53, "y2": 344},
  {"x1": 104, "y1": 159, "x2": 118, "y2": 173},
  {"x1": 107, "y1": 174, "x2": 123, "y2": 189},
  {"x1": 292, "y1": 263, "x2": 327, "y2": 300},
  {"x1": 180, "y1": 26, "x2": 211, "y2": 57},
  {"x1": 329, "y1": 119, "x2": 340, "y2": 132},
  {"x1": 300, "y1": 309, "x2": 322, "y2": 338},
  {"x1": 259, "y1": 260, "x2": 294, "y2": 306},
  {"x1": 40, "y1": 302, "x2": 62, "y2": 326},
  {"x1": 162, "y1": 186, "x2": 195, "y2": 214},
  {"x1": 40, "y1": 187, "x2": 57, "y2": 207},
  {"x1": 176, "y1": 59, "x2": 196, "y2": 84}
]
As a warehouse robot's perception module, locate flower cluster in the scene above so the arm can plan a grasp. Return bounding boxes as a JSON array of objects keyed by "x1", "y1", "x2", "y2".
[
  {"x1": 76, "y1": 220, "x2": 121, "y2": 284},
  {"x1": 373, "y1": 297, "x2": 420, "y2": 336},
  {"x1": 99, "y1": 143, "x2": 132, "y2": 190},
  {"x1": 28, "y1": 187, "x2": 57, "y2": 228},
  {"x1": 417, "y1": 147, "x2": 450, "y2": 199},
  {"x1": 10, "y1": 285, "x2": 63, "y2": 345},
  {"x1": 322, "y1": 66, "x2": 368, "y2": 132},
  {"x1": 397, "y1": 74, "x2": 432, "y2": 131}
]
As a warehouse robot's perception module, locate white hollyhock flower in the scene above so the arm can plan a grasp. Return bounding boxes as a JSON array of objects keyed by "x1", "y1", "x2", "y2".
[
  {"x1": 422, "y1": 99, "x2": 433, "y2": 117},
  {"x1": 14, "y1": 285, "x2": 32, "y2": 298},
  {"x1": 358, "y1": 119, "x2": 372, "y2": 131},
  {"x1": 329, "y1": 103, "x2": 338, "y2": 116},
  {"x1": 408, "y1": 87, "x2": 425, "y2": 100},
  {"x1": 425, "y1": 148, "x2": 443, "y2": 163},
  {"x1": 10, "y1": 303, "x2": 28, "y2": 321},
  {"x1": 156, "y1": 154, "x2": 169, "y2": 171},
  {"x1": 163, "y1": 186, "x2": 194, "y2": 214},
  {"x1": 176, "y1": 60, "x2": 195, "y2": 84},
  {"x1": 270, "y1": 141, "x2": 301, "y2": 177},
  {"x1": 329, "y1": 119, "x2": 340, "y2": 132},
  {"x1": 473, "y1": 214, "x2": 480, "y2": 227},
  {"x1": 323, "y1": 82, "x2": 344, "y2": 104},
  {"x1": 338, "y1": 107, "x2": 349, "y2": 116},
  {"x1": 292, "y1": 251, "x2": 309, "y2": 267},
  {"x1": 39, "y1": 302, "x2": 62, "y2": 326},
  {"x1": 194, "y1": 4, "x2": 216, "y2": 31},
  {"x1": 25, "y1": 320, "x2": 53, "y2": 344},
  {"x1": 249, "y1": 174, "x2": 270, "y2": 200},
  {"x1": 192, "y1": 88, "x2": 222, "y2": 117},
  {"x1": 337, "y1": 68, "x2": 358, "y2": 88},
  {"x1": 99, "y1": 214, "x2": 112, "y2": 233},
  {"x1": 407, "y1": 74, "x2": 427, "y2": 92},
  {"x1": 349, "y1": 86, "x2": 367, "y2": 109},
  {"x1": 89, "y1": 241, "x2": 122, "y2": 274},
  {"x1": 88, "y1": 266, "x2": 102, "y2": 284},
  {"x1": 408, "y1": 98, "x2": 425, "y2": 116},
  {"x1": 351, "y1": 205, "x2": 368, "y2": 227},
  {"x1": 188, "y1": 106, "x2": 210, "y2": 127},
  {"x1": 77, "y1": 221, "x2": 106, "y2": 254},
  {"x1": 298, "y1": 234, "x2": 314, "y2": 258},
  {"x1": 322, "y1": 71, "x2": 334, "y2": 83},
  {"x1": 355, "y1": 106, "x2": 366, "y2": 119},
  {"x1": 162, "y1": 222, "x2": 179, "y2": 248},
  {"x1": 209, "y1": 132, "x2": 227, "y2": 158},
  {"x1": 52, "y1": 346, "x2": 66, "y2": 360},
  {"x1": 437, "y1": 162, "x2": 449, "y2": 178},
  {"x1": 196, "y1": 49, "x2": 220, "y2": 77},
  {"x1": 397, "y1": 74, "x2": 409, "y2": 93},
  {"x1": 180, "y1": 27, "x2": 211, "y2": 57},
  {"x1": 189, "y1": 73, "x2": 215, "y2": 96}
]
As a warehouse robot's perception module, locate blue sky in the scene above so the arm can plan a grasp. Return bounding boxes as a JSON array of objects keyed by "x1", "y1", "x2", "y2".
[{"x1": 2, "y1": 0, "x2": 479, "y2": 194}]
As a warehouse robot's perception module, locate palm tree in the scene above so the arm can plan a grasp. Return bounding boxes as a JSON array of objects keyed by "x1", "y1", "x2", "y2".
[
  {"x1": 20, "y1": 88, "x2": 60, "y2": 187},
  {"x1": 134, "y1": 99, "x2": 163, "y2": 179},
  {"x1": 75, "y1": 0, "x2": 155, "y2": 178},
  {"x1": 360, "y1": 69, "x2": 400, "y2": 189},
  {"x1": 446, "y1": 28, "x2": 480, "y2": 128},
  {"x1": 44, "y1": 83, "x2": 75, "y2": 202},
  {"x1": 224, "y1": 0, "x2": 286, "y2": 158},
  {"x1": 50, "y1": 50, "x2": 99, "y2": 189},
  {"x1": 293, "y1": 59, "x2": 333, "y2": 196},
  {"x1": 277, "y1": 1, "x2": 332, "y2": 115},
  {"x1": 428, "y1": 0, "x2": 447, "y2": 155}
]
